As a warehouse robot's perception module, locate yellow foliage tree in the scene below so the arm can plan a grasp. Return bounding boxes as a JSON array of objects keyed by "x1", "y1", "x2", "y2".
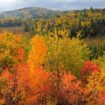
[
  {"x1": 86, "y1": 67, "x2": 105, "y2": 105},
  {"x1": 0, "y1": 32, "x2": 24, "y2": 71},
  {"x1": 44, "y1": 34, "x2": 89, "y2": 77}
]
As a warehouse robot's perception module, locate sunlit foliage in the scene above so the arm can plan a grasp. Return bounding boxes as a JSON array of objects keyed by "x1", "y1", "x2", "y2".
[
  {"x1": 44, "y1": 34, "x2": 89, "y2": 77},
  {"x1": 0, "y1": 30, "x2": 104, "y2": 105},
  {"x1": 86, "y1": 67, "x2": 105, "y2": 105}
]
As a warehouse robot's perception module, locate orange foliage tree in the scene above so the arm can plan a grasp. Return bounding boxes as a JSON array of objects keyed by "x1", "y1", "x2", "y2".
[{"x1": 27, "y1": 35, "x2": 49, "y2": 105}]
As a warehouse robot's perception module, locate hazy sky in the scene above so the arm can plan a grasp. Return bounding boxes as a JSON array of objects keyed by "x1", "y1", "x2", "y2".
[{"x1": 0, "y1": 0, "x2": 105, "y2": 11}]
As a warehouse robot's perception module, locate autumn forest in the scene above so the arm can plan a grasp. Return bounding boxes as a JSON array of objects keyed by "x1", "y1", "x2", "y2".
[{"x1": 0, "y1": 7, "x2": 105, "y2": 105}]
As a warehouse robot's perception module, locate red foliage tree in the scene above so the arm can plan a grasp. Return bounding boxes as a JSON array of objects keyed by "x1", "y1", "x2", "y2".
[
  {"x1": 47, "y1": 71, "x2": 85, "y2": 105},
  {"x1": 82, "y1": 60, "x2": 99, "y2": 73},
  {"x1": 81, "y1": 60, "x2": 99, "y2": 85}
]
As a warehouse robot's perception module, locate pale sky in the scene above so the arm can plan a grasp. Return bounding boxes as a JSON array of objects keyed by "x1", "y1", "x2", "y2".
[{"x1": 0, "y1": 0, "x2": 105, "y2": 11}]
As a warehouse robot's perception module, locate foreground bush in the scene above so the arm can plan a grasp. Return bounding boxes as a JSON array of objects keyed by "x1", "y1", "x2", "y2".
[{"x1": 0, "y1": 33, "x2": 104, "y2": 105}]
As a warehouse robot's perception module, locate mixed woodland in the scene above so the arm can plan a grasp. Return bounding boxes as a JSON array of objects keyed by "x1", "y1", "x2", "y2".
[{"x1": 0, "y1": 8, "x2": 105, "y2": 105}]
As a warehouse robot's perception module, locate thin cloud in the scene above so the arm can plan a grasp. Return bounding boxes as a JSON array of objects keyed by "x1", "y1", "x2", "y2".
[{"x1": 0, "y1": 0, "x2": 105, "y2": 12}]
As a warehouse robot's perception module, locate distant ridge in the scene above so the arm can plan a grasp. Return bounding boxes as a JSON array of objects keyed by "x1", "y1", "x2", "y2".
[{"x1": 0, "y1": 7, "x2": 62, "y2": 19}]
